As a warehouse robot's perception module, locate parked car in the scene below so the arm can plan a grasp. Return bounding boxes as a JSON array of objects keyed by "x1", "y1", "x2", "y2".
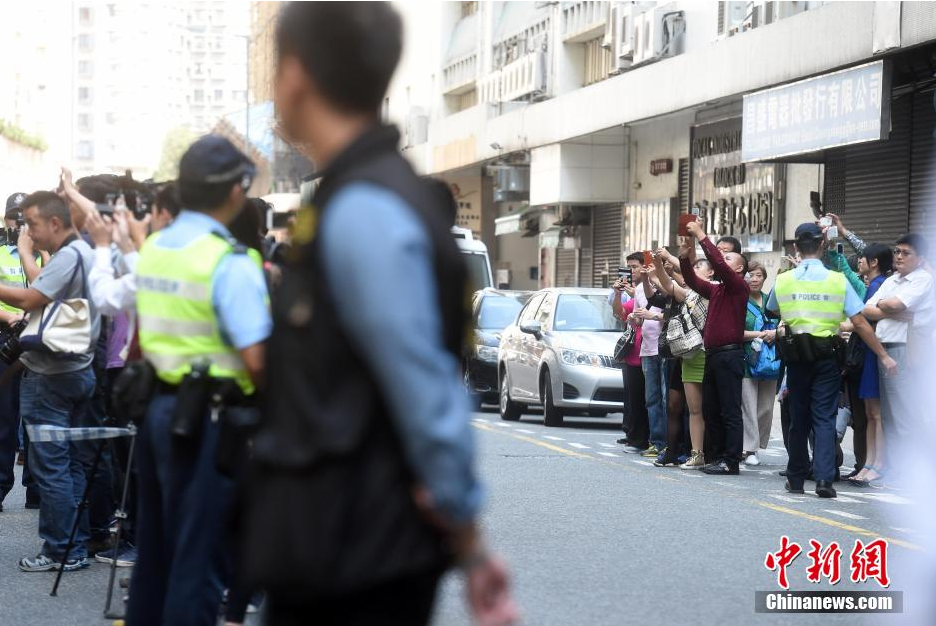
[
  {"x1": 452, "y1": 226, "x2": 493, "y2": 290},
  {"x1": 498, "y1": 288, "x2": 625, "y2": 426},
  {"x1": 464, "y1": 288, "x2": 532, "y2": 406}
]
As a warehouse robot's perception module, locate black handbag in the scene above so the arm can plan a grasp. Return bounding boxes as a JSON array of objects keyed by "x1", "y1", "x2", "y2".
[
  {"x1": 614, "y1": 323, "x2": 637, "y2": 362},
  {"x1": 843, "y1": 333, "x2": 866, "y2": 374}
]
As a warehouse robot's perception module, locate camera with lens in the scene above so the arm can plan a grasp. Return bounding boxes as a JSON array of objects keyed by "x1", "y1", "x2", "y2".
[
  {"x1": 0, "y1": 317, "x2": 28, "y2": 365},
  {"x1": 0, "y1": 213, "x2": 24, "y2": 246}
]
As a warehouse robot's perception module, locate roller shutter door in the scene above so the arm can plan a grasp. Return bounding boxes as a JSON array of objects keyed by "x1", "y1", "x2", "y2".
[
  {"x1": 556, "y1": 248, "x2": 578, "y2": 287},
  {"x1": 909, "y1": 88, "x2": 936, "y2": 243},
  {"x1": 592, "y1": 204, "x2": 622, "y2": 287}
]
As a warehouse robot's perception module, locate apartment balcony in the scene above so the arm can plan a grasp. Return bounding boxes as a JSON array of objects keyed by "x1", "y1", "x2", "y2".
[
  {"x1": 480, "y1": 50, "x2": 547, "y2": 105},
  {"x1": 443, "y1": 54, "x2": 478, "y2": 96},
  {"x1": 562, "y1": 1, "x2": 609, "y2": 44}
]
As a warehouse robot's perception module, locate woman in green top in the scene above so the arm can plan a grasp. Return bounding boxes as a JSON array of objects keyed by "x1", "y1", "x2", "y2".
[{"x1": 741, "y1": 261, "x2": 779, "y2": 466}]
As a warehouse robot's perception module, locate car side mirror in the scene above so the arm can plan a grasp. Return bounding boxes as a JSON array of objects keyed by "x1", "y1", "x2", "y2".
[{"x1": 519, "y1": 321, "x2": 543, "y2": 337}]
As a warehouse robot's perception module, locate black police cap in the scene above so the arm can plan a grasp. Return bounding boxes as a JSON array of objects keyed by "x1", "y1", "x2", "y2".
[
  {"x1": 5, "y1": 192, "x2": 27, "y2": 216},
  {"x1": 178, "y1": 135, "x2": 257, "y2": 186}
]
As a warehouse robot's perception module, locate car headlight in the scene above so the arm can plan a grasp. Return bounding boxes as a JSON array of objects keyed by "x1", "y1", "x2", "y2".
[
  {"x1": 560, "y1": 349, "x2": 602, "y2": 367},
  {"x1": 476, "y1": 345, "x2": 498, "y2": 362}
]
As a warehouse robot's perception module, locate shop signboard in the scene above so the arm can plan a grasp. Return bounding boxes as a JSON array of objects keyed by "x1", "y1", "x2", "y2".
[
  {"x1": 742, "y1": 60, "x2": 891, "y2": 162},
  {"x1": 690, "y1": 118, "x2": 784, "y2": 252}
]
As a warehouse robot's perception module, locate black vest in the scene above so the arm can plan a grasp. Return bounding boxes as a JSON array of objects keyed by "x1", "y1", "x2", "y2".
[{"x1": 243, "y1": 125, "x2": 468, "y2": 598}]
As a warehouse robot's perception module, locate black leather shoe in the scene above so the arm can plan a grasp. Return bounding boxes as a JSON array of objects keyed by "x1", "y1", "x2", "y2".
[
  {"x1": 702, "y1": 460, "x2": 739, "y2": 475},
  {"x1": 616, "y1": 437, "x2": 628, "y2": 445},
  {"x1": 784, "y1": 481, "x2": 804, "y2": 494},
  {"x1": 815, "y1": 480, "x2": 837, "y2": 498}
]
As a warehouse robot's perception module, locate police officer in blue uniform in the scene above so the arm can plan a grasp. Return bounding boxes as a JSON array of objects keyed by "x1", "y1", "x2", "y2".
[{"x1": 125, "y1": 136, "x2": 271, "y2": 626}]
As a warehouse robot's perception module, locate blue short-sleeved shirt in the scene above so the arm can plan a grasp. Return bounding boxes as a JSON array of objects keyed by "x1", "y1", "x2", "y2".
[
  {"x1": 766, "y1": 259, "x2": 865, "y2": 318},
  {"x1": 149, "y1": 210, "x2": 271, "y2": 350}
]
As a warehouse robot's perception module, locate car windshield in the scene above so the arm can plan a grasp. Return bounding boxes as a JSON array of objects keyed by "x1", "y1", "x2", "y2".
[
  {"x1": 553, "y1": 295, "x2": 622, "y2": 332},
  {"x1": 478, "y1": 295, "x2": 526, "y2": 330},
  {"x1": 463, "y1": 252, "x2": 492, "y2": 290}
]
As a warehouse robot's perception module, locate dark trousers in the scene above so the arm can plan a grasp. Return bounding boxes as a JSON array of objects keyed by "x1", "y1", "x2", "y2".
[
  {"x1": 126, "y1": 394, "x2": 235, "y2": 626},
  {"x1": 85, "y1": 377, "x2": 114, "y2": 543},
  {"x1": 266, "y1": 570, "x2": 441, "y2": 626},
  {"x1": 844, "y1": 370, "x2": 867, "y2": 471},
  {"x1": 701, "y1": 348, "x2": 744, "y2": 467},
  {"x1": 623, "y1": 365, "x2": 647, "y2": 448},
  {"x1": 786, "y1": 357, "x2": 840, "y2": 486},
  {"x1": 0, "y1": 360, "x2": 21, "y2": 503}
]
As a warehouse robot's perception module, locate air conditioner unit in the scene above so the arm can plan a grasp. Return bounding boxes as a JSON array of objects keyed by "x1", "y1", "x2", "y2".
[
  {"x1": 632, "y1": 4, "x2": 685, "y2": 66},
  {"x1": 404, "y1": 108, "x2": 428, "y2": 147},
  {"x1": 717, "y1": 0, "x2": 748, "y2": 38}
]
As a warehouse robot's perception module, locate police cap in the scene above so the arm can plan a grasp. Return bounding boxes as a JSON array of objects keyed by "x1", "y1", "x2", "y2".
[
  {"x1": 794, "y1": 222, "x2": 824, "y2": 242},
  {"x1": 5, "y1": 192, "x2": 27, "y2": 218},
  {"x1": 178, "y1": 135, "x2": 257, "y2": 187}
]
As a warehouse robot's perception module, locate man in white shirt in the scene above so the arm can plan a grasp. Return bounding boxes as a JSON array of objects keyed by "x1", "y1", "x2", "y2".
[{"x1": 864, "y1": 233, "x2": 936, "y2": 459}]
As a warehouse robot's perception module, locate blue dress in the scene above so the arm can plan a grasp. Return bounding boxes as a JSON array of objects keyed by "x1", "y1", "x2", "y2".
[{"x1": 858, "y1": 275, "x2": 887, "y2": 400}]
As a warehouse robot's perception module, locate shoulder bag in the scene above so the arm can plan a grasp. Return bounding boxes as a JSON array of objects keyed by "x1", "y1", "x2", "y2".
[
  {"x1": 745, "y1": 301, "x2": 781, "y2": 380},
  {"x1": 20, "y1": 246, "x2": 93, "y2": 355}
]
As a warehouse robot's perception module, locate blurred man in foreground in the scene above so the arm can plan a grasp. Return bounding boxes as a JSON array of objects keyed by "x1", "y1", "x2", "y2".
[{"x1": 243, "y1": 3, "x2": 517, "y2": 625}]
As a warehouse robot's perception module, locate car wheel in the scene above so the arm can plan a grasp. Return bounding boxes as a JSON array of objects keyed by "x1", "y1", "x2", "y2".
[
  {"x1": 463, "y1": 365, "x2": 481, "y2": 410},
  {"x1": 541, "y1": 370, "x2": 564, "y2": 427},
  {"x1": 499, "y1": 367, "x2": 522, "y2": 421}
]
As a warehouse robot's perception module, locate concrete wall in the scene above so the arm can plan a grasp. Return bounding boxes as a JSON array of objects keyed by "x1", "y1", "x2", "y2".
[
  {"x1": 530, "y1": 139, "x2": 627, "y2": 206},
  {"x1": 628, "y1": 110, "x2": 695, "y2": 202}
]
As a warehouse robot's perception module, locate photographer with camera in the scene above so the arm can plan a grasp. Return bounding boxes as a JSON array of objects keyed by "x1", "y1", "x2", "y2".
[
  {"x1": 0, "y1": 191, "x2": 102, "y2": 571},
  {"x1": 0, "y1": 192, "x2": 46, "y2": 513}
]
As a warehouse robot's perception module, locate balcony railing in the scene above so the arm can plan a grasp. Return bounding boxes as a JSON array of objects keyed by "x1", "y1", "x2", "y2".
[
  {"x1": 443, "y1": 54, "x2": 478, "y2": 96},
  {"x1": 562, "y1": 1, "x2": 609, "y2": 43},
  {"x1": 480, "y1": 51, "x2": 546, "y2": 104}
]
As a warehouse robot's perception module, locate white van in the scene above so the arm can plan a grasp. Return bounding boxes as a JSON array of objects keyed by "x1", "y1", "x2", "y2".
[{"x1": 451, "y1": 226, "x2": 493, "y2": 290}]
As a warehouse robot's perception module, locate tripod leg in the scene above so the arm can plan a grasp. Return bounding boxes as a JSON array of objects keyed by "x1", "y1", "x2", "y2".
[
  {"x1": 104, "y1": 427, "x2": 137, "y2": 618},
  {"x1": 51, "y1": 438, "x2": 107, "y2": 597}
]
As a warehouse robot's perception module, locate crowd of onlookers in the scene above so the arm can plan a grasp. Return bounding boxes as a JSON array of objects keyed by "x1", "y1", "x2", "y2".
[{"x1": 610, "y1": 212, "x2": 935, "y2": 491}]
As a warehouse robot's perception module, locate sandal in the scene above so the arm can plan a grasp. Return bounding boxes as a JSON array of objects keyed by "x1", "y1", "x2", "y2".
[{"x1": 848, "y1": 465, "x2": 878, "y2": 487}]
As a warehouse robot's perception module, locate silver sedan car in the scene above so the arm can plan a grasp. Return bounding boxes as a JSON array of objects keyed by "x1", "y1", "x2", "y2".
[{"x1": 497, "y1": 288, "x2": 625, "y2": 426}]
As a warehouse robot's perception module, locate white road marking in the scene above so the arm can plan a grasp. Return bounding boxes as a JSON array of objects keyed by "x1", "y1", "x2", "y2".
[
  {"x1": 682, "y1": 472, "x2": 703, "y2": 478},
  {"x1": 598, "y1": 443, "x2": 617, "y2": 448},
  {"x1": 492, "y1": 422, "x2": 513, "y2": 427},
  {"x1": 832, "y1": 496, "x2": 863, "y2": 504},
  {"x1": 515, "y1": 429, "x2": 535, "y2": 434},
  {"x1": 631, "y1": 460, "x2": 654, "y2": 467},
  {"x1": 890, "y1": 527, "x2": 919, "y2": 535},
  {"x1": 543, "y1": 436, "x2": 565, "y2": 441},
  {"x1": 768, "y1": 494, "x2": 806, "y2": 504},
  {"x1": 473, "y1": 418, "x2": 489, "y2": 423},
  {"x1": 598, "y1": 452, "x2": 619, "y2": 458},
  {"x1": 823, "y1": 510, "x2": 868, "y2": 521},
  {"x1": 837, "y1": 491, "x2": 914, "y2": 506},
  {"x1": 568, "y1": 443, "x2": 591, "y2": 450}
]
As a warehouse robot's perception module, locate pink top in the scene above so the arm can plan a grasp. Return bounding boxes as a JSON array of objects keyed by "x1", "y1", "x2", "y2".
[{"x1": 621, "y1": 299, "x2": 643, "y2": 367}]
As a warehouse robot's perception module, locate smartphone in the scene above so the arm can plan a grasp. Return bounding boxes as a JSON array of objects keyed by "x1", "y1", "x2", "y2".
[
  {"x1": 819, "y1": 216, "x2": 832, "y2": 228},
  {"x1": 642, "y1": 250, "x2": 653, "y2": 266},
  {"x1": 826, "y1": 226, "x2": 839, "y2": 239},
  {"x1": 618, "y1": 267, "x2": 633, "y2": 284},
  {"x1": 836, "y1": 242, "x2": 845, "y2": 254},
  {"x1": 678, "y1": 214, "x2": 698, "y2": 237}
]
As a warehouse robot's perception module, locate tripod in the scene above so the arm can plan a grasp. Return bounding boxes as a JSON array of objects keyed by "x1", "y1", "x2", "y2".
[{"x1": 49, "y1": 424, "x2": 137, "y2": 600}]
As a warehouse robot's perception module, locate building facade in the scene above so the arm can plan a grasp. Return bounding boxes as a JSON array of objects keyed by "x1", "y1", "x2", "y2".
[
  {"x1": 387, "y1": 1, "x2": 936, "y2": 291},
  {"x1": 69, "y1": 1, "x2": 249, "y2": 179}
]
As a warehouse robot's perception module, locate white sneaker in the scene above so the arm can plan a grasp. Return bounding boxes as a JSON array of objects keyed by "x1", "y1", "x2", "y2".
[{"x1": 744, "y1": 453, "x2": 760, "y2": 466}]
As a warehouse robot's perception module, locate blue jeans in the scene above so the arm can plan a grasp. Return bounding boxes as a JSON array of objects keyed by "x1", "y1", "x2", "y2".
[
  {"x1": 641, "y1": 355, "x2": 668, "y2": 450},
  {"x1": 20, "y1": 366, "x2": 96, "y2": 559},
  {"x1": 786, "y1": 357, "x2": 840, "y2": 485},
  {"x1": 126, "y1": 394, "x2": 235, "y2": 626}
]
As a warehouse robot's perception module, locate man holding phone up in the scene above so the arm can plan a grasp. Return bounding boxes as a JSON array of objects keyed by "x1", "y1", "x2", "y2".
[{"x1": 679, "y1": 219, "x2": 750, "y2": 475}]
